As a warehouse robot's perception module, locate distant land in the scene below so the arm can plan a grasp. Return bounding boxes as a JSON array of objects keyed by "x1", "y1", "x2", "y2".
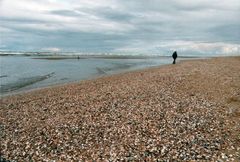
[{"x1": 0, "y1": 51, "x2": 206, "y2": 58}]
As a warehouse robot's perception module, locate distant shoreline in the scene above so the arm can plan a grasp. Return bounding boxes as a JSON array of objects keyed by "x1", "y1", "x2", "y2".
[
  {"x1": 0, "y1": 56, "x2": 207, "y2": 97},
  {"x1": 0, "y1": 52, "x2": 208, "y2": 59}
]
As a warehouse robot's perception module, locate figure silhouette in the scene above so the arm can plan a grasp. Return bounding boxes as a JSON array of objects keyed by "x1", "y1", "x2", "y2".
[{"x1": 172, "y1": 51, "x2": 178, "y2": 64}]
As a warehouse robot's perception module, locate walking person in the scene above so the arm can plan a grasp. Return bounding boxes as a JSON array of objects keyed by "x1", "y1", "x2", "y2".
[{"x1": 172, "y1": 51, "x2": 178, "y2": 64}]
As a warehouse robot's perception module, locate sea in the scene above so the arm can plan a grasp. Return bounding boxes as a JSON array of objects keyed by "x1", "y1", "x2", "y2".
[{"x1": 0, "y1": 54, "x2": 199, "y2": 96}]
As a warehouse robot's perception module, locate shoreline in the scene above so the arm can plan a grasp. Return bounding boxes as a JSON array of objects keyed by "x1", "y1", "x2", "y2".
[
  {"x1": 1, "y1": 56, "x2": 239, "y2": 161},
  {"x1": 1, "y1": 57, "x2": 207, "y2": 98}
]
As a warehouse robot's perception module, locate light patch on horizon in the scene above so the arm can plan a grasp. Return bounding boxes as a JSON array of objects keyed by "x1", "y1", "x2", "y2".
[
  {"x1": 0, "y1": 0, "x2": 239, "y2": 56},
  {"x1": 42, "y1": 47, "x2": 61, "y2": 52}
]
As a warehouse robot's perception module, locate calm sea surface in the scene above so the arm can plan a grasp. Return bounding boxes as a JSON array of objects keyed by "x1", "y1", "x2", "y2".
[{"x1": 0, "y1": 55, "x2": 193, "y2": 96}]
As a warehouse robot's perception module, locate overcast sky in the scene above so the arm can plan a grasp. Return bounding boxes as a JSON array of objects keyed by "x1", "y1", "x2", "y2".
[{"x1": 0, "y1": 0, "x2": 239, "y2": 56}]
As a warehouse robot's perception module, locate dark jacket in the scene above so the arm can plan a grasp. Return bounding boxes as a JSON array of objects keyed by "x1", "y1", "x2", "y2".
[{"x1": 172, "y1": 51, "x2": 177, "y2": 59}]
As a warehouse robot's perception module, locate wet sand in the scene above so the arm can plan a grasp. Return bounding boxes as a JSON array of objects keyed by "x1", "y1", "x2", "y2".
[
  {"x1": 0, "y1": 56, "x2": 239, "y2": 161},
  {"x1": 0, "y1": 73, "x2": 55, "y2": 94}
]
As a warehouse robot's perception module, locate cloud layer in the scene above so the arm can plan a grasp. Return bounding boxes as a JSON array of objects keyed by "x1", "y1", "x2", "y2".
[{"x1": 0, "y1": 0, "x2": 239, "y2": 55}]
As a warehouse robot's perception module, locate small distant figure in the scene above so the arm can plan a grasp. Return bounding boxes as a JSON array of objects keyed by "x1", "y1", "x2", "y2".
[
  {"x1": 172, "y1": 51, "x2": 178, "y2": 64},
  {"x1": 77, "y1": 56, "x2": 80, "y2": 60}
]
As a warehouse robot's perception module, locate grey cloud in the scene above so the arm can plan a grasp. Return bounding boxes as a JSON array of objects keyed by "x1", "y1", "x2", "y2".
[
  {"x1": 50, "y1": 10, "x2": 82, "y2": 17},
  {"x1": 93, "y1": 8, "x2": 136, "y2": 22},
  {"x1": 50, "y1": 7, "x2": 136, "y2": 22},
  {"x1": 0, "y1": 17, "x2": 46, "y2": 24},
  {"x1": 208, "y1": 24, "x2": 240, "y2": 43}
]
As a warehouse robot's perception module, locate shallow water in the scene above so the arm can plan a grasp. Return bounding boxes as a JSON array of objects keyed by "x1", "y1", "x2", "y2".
[{"x1": 0, "y1": 55, "x2": 191, "y2": 96}]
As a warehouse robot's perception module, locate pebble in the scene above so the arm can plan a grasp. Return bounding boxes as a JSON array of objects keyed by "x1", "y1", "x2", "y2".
[{"x1": 0, "y1": 57, "x2": 239, "y2": 161}]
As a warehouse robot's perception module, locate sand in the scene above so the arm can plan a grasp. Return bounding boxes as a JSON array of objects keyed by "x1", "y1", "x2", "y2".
[{"x1": 0, "y1": 56, "x2": 240, "y2": 161}]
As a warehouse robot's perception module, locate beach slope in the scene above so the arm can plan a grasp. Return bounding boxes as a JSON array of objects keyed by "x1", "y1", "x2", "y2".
[{"x1": 0, "y1": 57, "x2": 240, "y2": 161}]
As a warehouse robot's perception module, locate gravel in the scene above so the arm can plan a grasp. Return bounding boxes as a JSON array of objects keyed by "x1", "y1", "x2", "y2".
[{"x1": 0, "y1": 57, "x2": 240, "y2": 161}]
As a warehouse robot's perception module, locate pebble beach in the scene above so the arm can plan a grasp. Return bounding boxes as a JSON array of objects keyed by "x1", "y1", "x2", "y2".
[{"x1": 0, "y1": 57, "x2": 240, "y2": 161}]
